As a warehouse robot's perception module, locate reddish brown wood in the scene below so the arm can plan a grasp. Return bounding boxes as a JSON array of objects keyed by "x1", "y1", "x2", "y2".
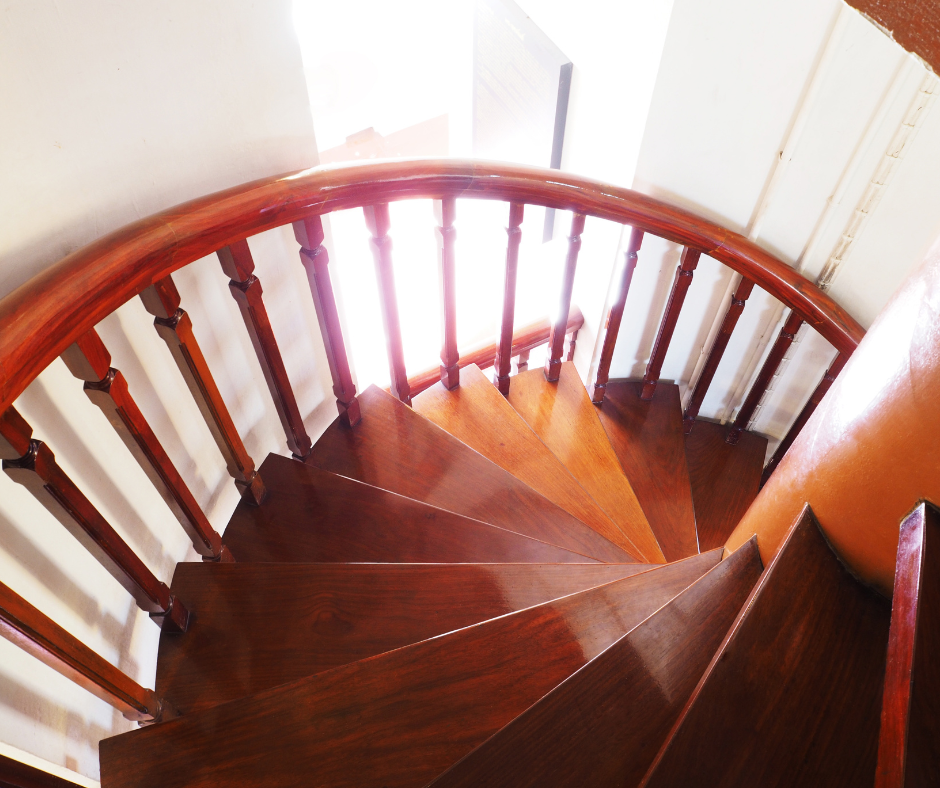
[
  {"x1": 683, "y1": 277, "x2": 755, "y2": 432},
  {"x1": 845, "y1": 0, "x2": 940, "y2": 76},
  {"x1": 566, "y1": 328, "x2": 578, "y2": 361},
  {"x1": 0, "y1": 753, "x2": 88, "y2": 788},
  {"x1": 515, "y1": 349, "x2": 530, "y2": 372},
  {"x1": 140, "y1": 275, "x2": 266, "y2": 505},
  {"x1": 493, "y1": 203, "x2": 524, "y2": 395},
  {"x1": 545, "y1": 213, "x2": 586, "y2": 382},
  {"x1": 642, "y1": 247, "x2": 702, "y2": 400},
  {"x1": 641, "y1": 508, "x2": 891, "y2": 788},
  {"x1": 99, "y1": 552, "x2": 719, "y2": 787},
  {"x1": 60, "y1": 329, "x2": 229, "y2": 562},
  {"x1": 218, "y1": 240, "x2": 312, "y2": 459},
  {"x1": 875, "y1": 502, "x2": 940, "y2": 788},
  {"x1": 437, "y1": 197, "x2": 460, "y2": 390},
  {"x1": 293, "y1": 214, "x2": 361, "y2": 427},
  {"x1": 0, "y1": 407, "x2": 188, "y2": 632}
]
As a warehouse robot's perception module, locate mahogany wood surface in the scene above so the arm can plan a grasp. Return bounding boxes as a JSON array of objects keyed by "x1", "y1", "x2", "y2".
[
  {"x1": 436, "y1": 197, "x2": 460, "y2": 389},
  {"x1": 846, "y1": 0, "x2": 940, "y2": 75},
  {"x1": 0, "y1": 753, "x2": 87, "y2": 788},
  {"x1": 430, "y1": 539, "x2": 761, "y2": 788},
  {"x1": 99, "y1": 552, "x2": 719, "y2": 788},
  {"x1": 494, "y1": 203, "x2": 524, "y2": 395},
  {"x1": 594, "y1": 380, "x2": 699, "y2": 561},
  {"x1": 641, "y1": 508, "x2": 891, "y2": 788},
  {"x1": 156, "y1": 561, "x2": 654, "y2": 713},
  {"x1": 685, "y1": 420, "x2": 766, "y2": 551},
  {"x1": 545, "y1": 213, "x2": 585, "y2": 381},
  {"x1": 306, "y1": 384, "x2": 633, "y2": 562},
  {"x1": 412, "y1": 363, "x2": 642, "y2": 558},
  {"x1": 875, "y1": 503, "x2": 940, "y2": 788}
]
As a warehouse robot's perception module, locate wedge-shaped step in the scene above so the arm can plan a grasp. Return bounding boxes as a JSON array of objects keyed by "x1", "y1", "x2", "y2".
[
  {"x1": 430, "y1": 538, "x2": 761, "y2": 787},
  {"x1": 413, "y1": 364, "x2": 642, "y2": 557},
  {"x1": 223, "y1": 453, "x2": 591, "y2": 564},
  {"x1": 100, "y1": 551, "x2": 720, "y2": 788},
  {"x1": 507, "y1": 363, "x2": 664, "y2": 563},
  {"x1": 596, "y1": 380, "x2": 698, "y2": 561},
  {"x1": 640, "y1": 508, "x2": 891, "y2": 788},
  {"x1": 685, "y1": 420, "x2": 767, "y2": 551},
  {"x1": 306, "y1": 384, "x2": 635, "y2": 563},
  {"x1": 157, "y1": 562, "x2": 654, "y2": 713}
]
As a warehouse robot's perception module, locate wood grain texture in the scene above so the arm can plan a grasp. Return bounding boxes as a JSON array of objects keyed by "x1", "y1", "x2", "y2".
[
  {"x1": 494, "y1": 203, "x2": 524, "y2": 395},
  {"x1": 0, "y1": 753, "x2": 87, "y2": 788},
  {"x1": 545, "y1": 213, "x2": 585, "y2": 381},
  {"x1": 594, "y1": 380, "x2": 698, "y2": 561},
  {"x1": 306, "y1": 384, "x2": 634, "y2": 563},
  {"x1": 685, "y1": 420, "x2": 767, "y2": 552},
  {"x1": 412, "y1": 364, "x2": 642, "y2": 558},
  {"x1": 507, "y1": 363, "x2": 664, "y2": 563},
  {"x1": 846, "y1": 0, "x2": 940, "y2": 75},
  {"x1": 100, "y1": 551, "x2": 720, "y2": 788},
  {"x1": 641, "y1": 508, "x2": 891, "y2": 788},
  {"x1": 430, "y1": 539, "x2": 761, "y2": 788}
]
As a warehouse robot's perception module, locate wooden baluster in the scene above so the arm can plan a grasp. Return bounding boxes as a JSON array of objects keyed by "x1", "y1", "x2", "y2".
[
  {"x1": 217, "y1": 240, "x2": 312, "y2": 459},
  {"x1": 641, "y1": 246, "x2": 702, "y2": 400},
  {"x1": 683, "y1": 277, "x2": 756, "y2": 433},
  {"x1": 60, "y1": 329, "x2": 232, "y2": 562},
  {"x1": 293, "y1": 215, "x2": 361, "y2": 428},
  {"x1": 494, "y1": 203, "x2": 525, "y2": 395},
  {"x1": 140, "y1": 275, "x2": 266, "y2": 505},
  {"x1": 0, "y1": 407, "x2": 189, "y2": 632},
  {"x1": 437, "y1": 197, "x2": 460, "y2": 390},
  {"x1": 566, "y1": 329, "x2": 579, "y2": 362},
  {"x1": 726, "y1": 310, "x2": 805, "y2": 445},
  {"x1": 514, "y1": 350, "x2": 531, "y2": 374},
  {"x1": 589, "y1": 228, "x2": 644, "y2": 405},
  {"x1": 545, "y1": 213, "x2": 586, "y2": 382}
]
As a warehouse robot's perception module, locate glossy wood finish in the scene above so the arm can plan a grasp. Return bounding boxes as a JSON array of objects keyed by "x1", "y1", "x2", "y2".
[
  {"x1": 60, "y1": 329, "x2": 229, "y2": 562},
  {"x1": 431, "y1": 539, "x2": 761, "y2": 788},
  {"x1": 0, "y1": 407, "x2": 188, "y2": 632},
  {"x1": 140, "y1": 276, "x2": 266, "y2": 505},
  {"x1": 413, "y1": 364, "x2": 641, "y2": 558},
  {"x1": 0, "y1": 753, "x2": 87, "y2": 788},
  {"x1": 594, "y1": 380, "x2": 699, "y2": 561},
  {"x1": 100, "y1": 552, "x2": 720, "y2": 788},
  {"x1": 364, "y1": 203, "x2": 411, "y2": 405},
  {"x1": 685, "y1": 420, "x2": 767, "y2": 551},
  {"x1": 545, "y1": 213, "x2": 585, "y2": 382},
  {"x1": 436, "y1": 197, "x2": 460, "y2": 390},
  {"x1": 217, "y1": 240, "x2": 312, "y2": 459},
  {"x1": 642, "y1": 247, "x2": 702, "y2": 400},
  {"x1": 293, "y1": 214, "x2": 361, "y2": 426},
  {"x1": 875, "y1": 503, "x2": 940, "y2": 788},
  {"x1": 306, "y1": 385, "x2": 633, "y2": 562},
  {"x1": 683, "y1": 277, "x2": 755, "y2": 432},
  {"x1": 507, "y1": 363, "x2": 664, "y2": 563},
  {"x1": 847, "y1": 0, "x2": 940, "y2": 75},
  {"x1": 493, "y1": 202, "x2": 524, "y2": 395},
  {"x1": 156, "y1": 561, "x2": 655, "y2": 713},
  {"x1": 588, "y1": 227, "x2": 643, "y2": 404},
  {"x1": 642, "y1": 508, "x2": 891, "y2": 788}
]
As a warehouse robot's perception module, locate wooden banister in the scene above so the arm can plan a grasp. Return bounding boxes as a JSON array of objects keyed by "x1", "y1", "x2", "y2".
[
  {"x1": 437, "y1": 197, "x2": 460, "y2": 390},
  {"x1": 494, "y1": 203, "x2": 524, "y2": 395},
  {"x1": 545, "y1": 213, "x2": 586, "y2": 382}
]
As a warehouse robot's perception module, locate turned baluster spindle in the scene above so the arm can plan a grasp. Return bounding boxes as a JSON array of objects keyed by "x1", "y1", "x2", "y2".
[
  {"x1": 683, "y1": 276, "x2": 756, "y2": 433},
  {"x1": 514, "y1": 349, "x2": 531, "y2": 373},
  {"x1": 641, "y1": 246, "x2": 702, "y2": 401},
  {"x1": 494, "y1": 202, "x2": 525, "y2": 395},
  {"x1": 544, "y1": 213, "x2": 586, "y2": 381},
  {"x1": 589, "y1": 228, "x2": 644, "y2": 404},
  {"x1": 726, "y1": 310, "x2": 805, "y2": 445},
  {"x1": 566, "y1": 329, "x2": 579, "y2": 362},
  {"x1": 293, "y1": 215, "x2": 361, "y2": 428},
  {"x1": 60, "y1": 328, "x2": 231, "y2": 562},
  {"x1": 436, "y1": 197, "x2": 460, "y2": 390},
  {"x1": 140, "y1": 275, "x2": 266, "y2": 505},
  {"x1": 0, "y1": 407, "x2": 189, "y2": 632},
  {"x1": 218, "y1": 240, "x2": 312, "y2": 459}
]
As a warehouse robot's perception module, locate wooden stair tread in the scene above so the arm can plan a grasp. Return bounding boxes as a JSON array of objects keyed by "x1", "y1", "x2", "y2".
[
  {"x1": 595, "y1": 380, "x2": 699, "y2": 561},
  {"x1": 506, "y1": 363, "x2": 664, "y2": 563},
  {"x1": 430, "y1": 538, "x2": 761, "y2": 788},
  {"x1": 684, "y1": 420, "x2": 767, "y2": 551},
  {"x1": 223, "y1": 453, "x2": 592, "y2": 564},
  {"x1": 100, "y1": 551, "x2": 720, "y2": 788},
  {"x1": 305, "y1": 384, "x2": 635, "y2": 563},
  {"x1": 412, "y1": 364, "x2": 642, "y2": 557}
]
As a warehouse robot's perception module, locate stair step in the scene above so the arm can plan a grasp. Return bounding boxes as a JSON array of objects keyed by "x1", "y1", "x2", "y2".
[
  {"x1": 684, "y1": 420, "x2": 767, "y2": 551},
  {"x1": 305, "y1": 384, "x2": 635, "y2": 563},
  {"x1": 430, "y1": 538, "x2": 761, "y2": 788},
  {"x1": 595, "y1": 380, "x2": 699, "y2": 561},
  {"x1": 412, "y1": 364, "x2": 642, "y2": 557},
  {"x1": 100, "y1": 551, "x2": 720, "y2": 788},
  {"x1": 506, "y1": 362, "x2": 664, "y2": 563},
  {"x1": 222, "y1": 453, "x2": 593, "y2": 564},
  {"x1": 640, "y1": 508, "x2": 891, "y2": 788},
  {"x1": 156, "y1": 561, "x2": 655, "y2": 713}
]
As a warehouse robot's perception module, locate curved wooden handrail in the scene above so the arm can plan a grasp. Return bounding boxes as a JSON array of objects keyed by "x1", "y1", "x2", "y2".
[{"x1": 0, "y1": 159, "x2": 863, "y2": 415}]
